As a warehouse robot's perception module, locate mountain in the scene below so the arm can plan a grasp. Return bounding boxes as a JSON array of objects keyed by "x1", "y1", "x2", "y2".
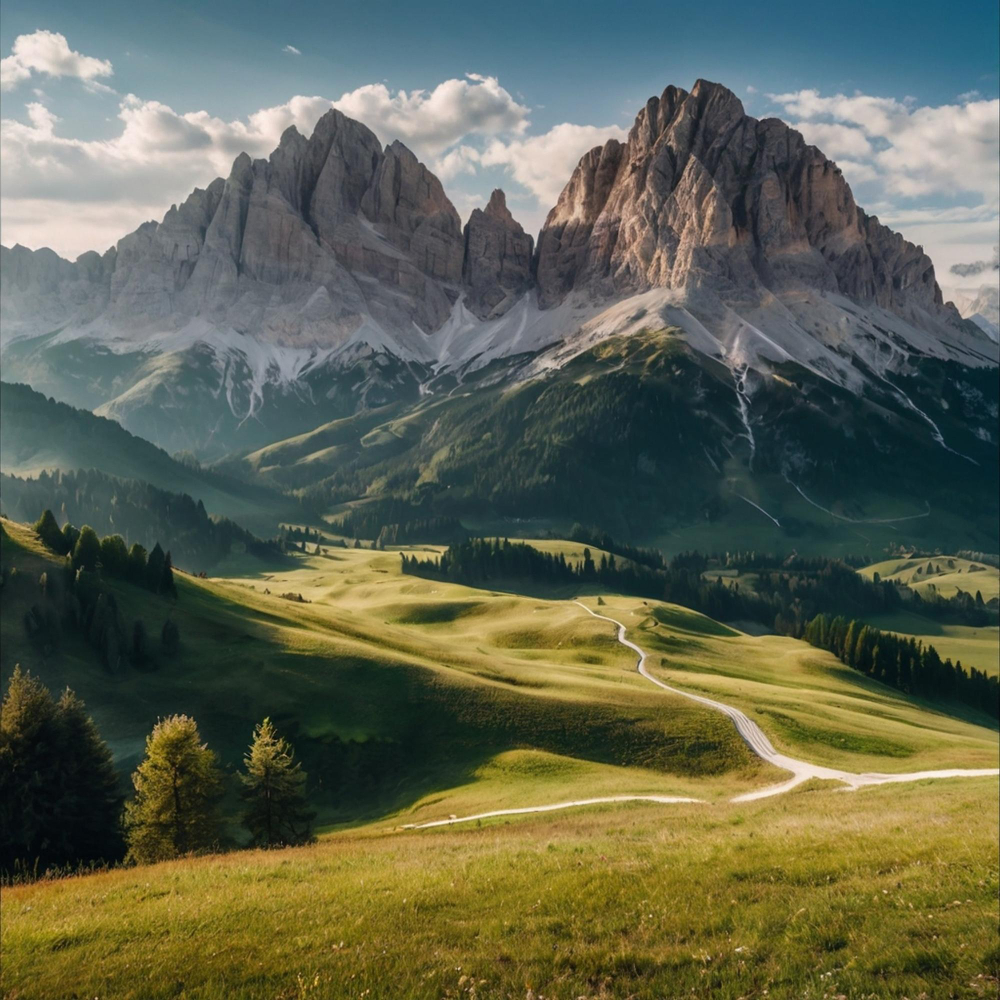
[
  {"x1": 0, "y1": 382, "x2": 301, "y2": 535},
  {"x1": 2, "y1": 80, "x2": 997, "y2": 549}
]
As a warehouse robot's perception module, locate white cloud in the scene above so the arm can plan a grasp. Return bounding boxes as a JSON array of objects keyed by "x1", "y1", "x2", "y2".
[
  {"x1": 769, "y1": 87, "x2": 999, "y2": 282},
  {"x1": 770, "y1": 88, "x2": 1000, "y2": 206},
  {"x1": 480, "y1": 122, "x2": 627, "y2": 206},
  {"x1": 0, "y1": 30, "x2": 113, "y2": 91},
  {"x1": 332, "y1": 74, "x2": 529, "y2": 157},
  {"x1": 0, "y1": 74, "x2": 540, "y2": 256},
  {"x1": 282, "y1": 45, "x2": 302, "y2": 56},
  {"x1": 790, "y1": 121, "x2": 873, "y2": 160},
  {"x1": 746, "y1": 85, "x2": 757, "y2": 95}
]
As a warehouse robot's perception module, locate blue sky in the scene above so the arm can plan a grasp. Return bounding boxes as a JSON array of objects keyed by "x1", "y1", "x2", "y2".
[{"x1": 1, "y1": 0, "x2": 998, "y2": 291}]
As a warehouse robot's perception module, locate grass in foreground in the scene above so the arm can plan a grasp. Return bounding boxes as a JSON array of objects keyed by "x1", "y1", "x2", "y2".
[{"x1": 2, "y1": 778, "x2": 997, "y2": 1000}]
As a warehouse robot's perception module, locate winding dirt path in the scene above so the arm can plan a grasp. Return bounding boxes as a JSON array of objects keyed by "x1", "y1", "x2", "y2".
[
  {"x1": 404, "y1": 602, "x2": 997, "y2": 829},
  {"x1": 578, "y1": 603, "x2": 998, "y2": 802}
]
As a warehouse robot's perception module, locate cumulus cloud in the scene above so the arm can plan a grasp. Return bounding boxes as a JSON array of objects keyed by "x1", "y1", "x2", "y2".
[
  {"x1": 1, "y1": 71, "x2": 618, "y2": 255},
  {"x1": 0, "y1": 74, "x2": 541, "y2": 256},
  {"x1": 333, "y1": 74, "x2": 529, "y2": 156},
  {"x1": 480, "y1": 122, "x2": 627, "y2": 205},
  {"x1": 770, "y1": 88, "x2": 1000, "y2": 205},
  {"x1": 0, "y1": 30, "x2": 113, "y2": 91}
]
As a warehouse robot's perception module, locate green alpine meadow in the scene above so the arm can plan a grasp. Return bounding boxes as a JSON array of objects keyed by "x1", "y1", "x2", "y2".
[{"x1": 1, "y1": 5, "x2": 998, "y2": 997}]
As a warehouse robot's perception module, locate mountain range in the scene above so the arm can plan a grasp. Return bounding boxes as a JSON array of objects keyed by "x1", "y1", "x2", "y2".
[{"x1": 2, "y1": 79, "x2": 997, "y2": 550}]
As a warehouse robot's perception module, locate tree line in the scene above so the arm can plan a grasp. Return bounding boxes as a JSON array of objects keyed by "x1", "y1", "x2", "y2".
[
  {"x1": 402, "y1": 538, "x2": 998, "y2": 719},
  {"x1": 400, "y1": 538, "x2": 907, "y2": 634},
  {"x1": 2, "y1": 513, "x2": 180, "y2": 673},
  {"x1": 2, "y1": 470, "x2": 284, "y2": 571},
  {"x1": 1, "y1": 668, "x2": 314, "y2": 880},
  {"x1": 802, "y1": 614, "x2": 998, "y2": 718},
  {"x1": 568, "y1": 523, "x2": 666, "y2": 570}
]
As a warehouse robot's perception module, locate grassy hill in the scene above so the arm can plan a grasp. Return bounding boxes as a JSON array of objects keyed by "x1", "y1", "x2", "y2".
[
  {"x1": 2, "y1": 517, "x2": 998, "y2": 998},
  {"x1": 861, "y1": 554, "x2": 1000, "y2": 602},
  {"x1": 858, "y1": 556, "x2": 1000, "y2": 677},
  {"x1": 2, "y1": 778, "x2": 996, "y2": 999},
  {"x1": 0, "y1": 382, "x2": 299, "y2": 536},
  {"x1": 0, "y1": 519, "x2": 768, "y2": 825},
  {"x1": 4, "y1": 518, "x2": 994, "y2": 820}
]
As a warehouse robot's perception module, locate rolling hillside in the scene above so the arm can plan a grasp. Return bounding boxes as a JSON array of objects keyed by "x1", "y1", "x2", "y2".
[
  {"x1": 2, "y1": 514, "x2": 998, "y2": 998},
  {"x1": 0, "y1": 382, "x2": 303, "y2": 536},
  {"x1": 233, "y1": 331, "x2": 1000, "y2": 555}
]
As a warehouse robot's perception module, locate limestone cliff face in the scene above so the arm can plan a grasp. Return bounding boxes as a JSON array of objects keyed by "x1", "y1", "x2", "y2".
[
  {"x1": 534, "y1": 80, "x2": 954, "y2": 323},
  {"x1": 462, "y1": 190, "x2": 534, "y2": 320},
  {"x1": 2, "y1": 109, "x2": 485, "y2": 347}
]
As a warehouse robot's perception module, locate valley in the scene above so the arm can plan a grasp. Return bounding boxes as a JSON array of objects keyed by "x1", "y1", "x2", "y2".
[
  {"x1": 1, "y1": 47, "x2": 997, "y2": 1000},
  {"x1": 1, "y1": 516, "x2": 997, "y2": 999}
]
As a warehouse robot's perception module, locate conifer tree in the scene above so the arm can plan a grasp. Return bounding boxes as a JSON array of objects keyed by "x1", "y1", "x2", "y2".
[
  {"x1": 146, "y1": 543, "x2": 166, "y2": 593},
  {"x1": 0, "y1": 668, "x2": 123, "y2": 874},
  {"x1": 161, "y1": 551, "x2": 176, "y2": 596},
  {"x1": 61, "y1": 522, "x2": 80, "y2": 553},
  {"x1": 52, "y1": 689, "x2": 124, "y2": 865},
  {"x1": 33, "y1": 509, "x2": 67, "y2": 554},
  {"x1": 72, "y1": 526, "x2": 101, "y2": 572},
  {"x1": 124, "y1": 715, "x2": 224, "y2": 863},
  {"x1": 99, "y1": 534, "x2": 129, "y2": 578},
  {"x1": 240, "y1": 718, "x2": 314, "y2": 848}
]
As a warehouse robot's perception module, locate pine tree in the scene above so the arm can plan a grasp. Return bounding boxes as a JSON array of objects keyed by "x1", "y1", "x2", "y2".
[
  {"x1": 52, "y1": 689, "x2": 124, "y2": 865},
  {"x1": 124, "y1": 715, "x2": 224, "y2": 863},
  {"x1": 127, "y1": 543, "x2": 148, "y2": 585},
  {"x1": 99, "y1": 534, "x2": 129, "y2": 578},
  {"x1": 0, "y1": 668, "x2": 123, "y2": 874},
  {"x1": 0, "y1": 667, "x2": 61, "y2": 872},
  {"x1": 240, "y1": 718, "x2": 315, "y2": 848},
  {"x1": 146, "y1": 543, "x2": 166, "y2": 593},
  {"x1": 33, "y1": 509, "x2": 67, "y2": 554},
  {"x1": 161, "y1": 552, "x2": 176, "y2": 596},
  {"x1": 72, "y1": 526, "x2": 101, "y2": 572},
  {"x1": 61, "y1": 522, "x2": 80, "y2": 554}
]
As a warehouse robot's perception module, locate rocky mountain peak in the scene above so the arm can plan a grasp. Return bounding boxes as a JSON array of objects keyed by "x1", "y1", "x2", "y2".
[
  {"x1": 534, "y1": 79, "x2": 961, "y2": 333},
  {"x1": 462, "y1": 189, "x2": 534, "y2": 320},
  {"x1": 483, "y1": 189, "x2": 518, "y2": 226}
]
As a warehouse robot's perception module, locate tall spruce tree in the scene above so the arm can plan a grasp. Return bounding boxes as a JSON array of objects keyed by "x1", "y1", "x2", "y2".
[
  {"x1": 72, "y1": 526, "x2": 101, "y2": 572},
  {"x1": 240, "y1": 718, "x2": 314, "y2": 848},
  {"x1": 0, "y1": 668, "x2": 123, "y2": 874},
  {"x1": 124, "y1": 715, "x2": 224, "y2": 863}
]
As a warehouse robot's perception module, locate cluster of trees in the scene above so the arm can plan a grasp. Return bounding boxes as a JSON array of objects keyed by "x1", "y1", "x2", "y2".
[
  {"x1": 3, "y1": 513, "x2": 179, "y2": 672},
  {"x1": 34, "y1": 509, "x2": 176, "y2": 596},
  {"x1": 328, "y1": 504, "x2": 468, "y2": 546},
  {"x1": 718, "y1": 550, "x2": 870, "y2": 570},
  {"x1": 0, "y1": 667, "x2": 122, "y2": 878},
  {"x1": 0, "y1": 669, "x2": 314, "y2": 879},
  {"x1": 802, "y1": 614, "x2": 998, "y2": 719},
  {"x1": 568, "y1": 523, "x2": 665, "y2": 570},
  {"x1": 3, "y1": 470, "x2": 282, "y2": 570},
  {"x1": 957, "y1": 550, "x2": 1000, "y2": 569},
  {"x1": 400, "y1": 538, "x2": 909, "y2": 638},
  {"x1": 375, "y1": 517, "x2": 467, "y2": 548}
]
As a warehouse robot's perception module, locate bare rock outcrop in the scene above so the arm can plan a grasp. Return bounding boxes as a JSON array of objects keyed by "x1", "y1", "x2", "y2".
[
  {"x1": 534, "y1": 79, "x2": 956, "y2": 326},
  {"x1": 462, "y1": 190, "x2": 534, "y2": 320}
]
